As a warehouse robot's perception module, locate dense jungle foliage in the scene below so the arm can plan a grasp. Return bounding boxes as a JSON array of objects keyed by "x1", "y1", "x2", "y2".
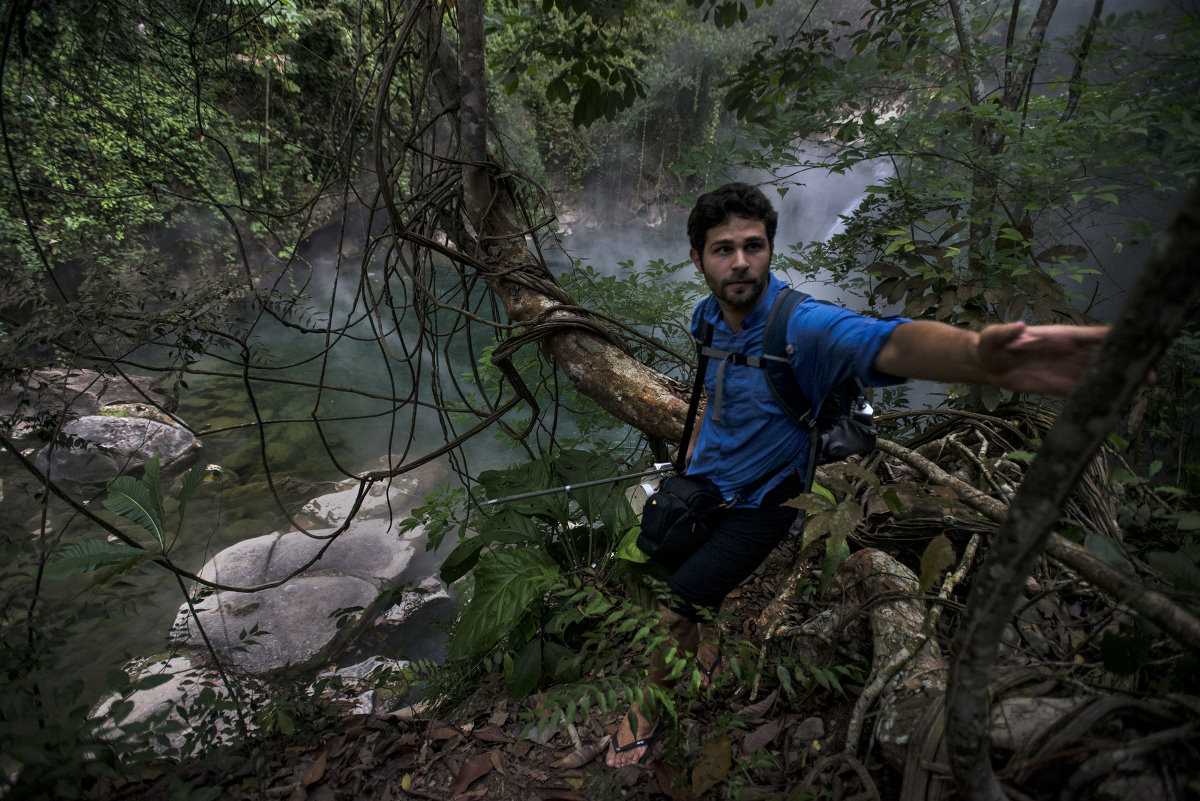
[{"x1": 2, "y1": 1, "x2": 1199, "y2": 799}]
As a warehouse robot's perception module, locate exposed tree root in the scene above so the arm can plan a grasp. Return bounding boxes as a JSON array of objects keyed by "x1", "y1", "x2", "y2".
[{"x1": 775, "y1": 548, "x2": 1199, "y2": 800}]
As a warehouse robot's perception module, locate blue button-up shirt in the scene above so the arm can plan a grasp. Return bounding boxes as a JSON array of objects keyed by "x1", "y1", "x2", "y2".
[{"x1": 688, "y1": 274, "x2": 907, "y2": 507}]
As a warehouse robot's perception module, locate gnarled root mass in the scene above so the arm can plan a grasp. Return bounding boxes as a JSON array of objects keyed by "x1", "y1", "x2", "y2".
[{"x1": 779, "y1": 548, "x2": 1198, "y2": 801}]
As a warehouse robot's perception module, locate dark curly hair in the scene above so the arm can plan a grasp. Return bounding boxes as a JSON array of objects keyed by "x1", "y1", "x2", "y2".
[{"x1": 687, "y1": 182, "x2": 778, "y2": 253}]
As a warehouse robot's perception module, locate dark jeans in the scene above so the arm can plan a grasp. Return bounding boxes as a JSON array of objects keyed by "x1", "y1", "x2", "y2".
[{"x1": 652, "y1": 479, "x2": 801, "y2": 621}]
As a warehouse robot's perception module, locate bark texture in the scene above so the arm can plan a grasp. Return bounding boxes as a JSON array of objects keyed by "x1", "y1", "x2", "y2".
[
  {"x1": 945, "y1": 187, "x2": 1200, "y2": 801},
  {"x1": 437, "y1": 0, "x2": 690, "y2": 443}
]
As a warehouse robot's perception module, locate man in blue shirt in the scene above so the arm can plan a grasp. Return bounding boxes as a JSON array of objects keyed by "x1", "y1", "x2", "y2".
[{"x1": 607, "y1": 182, "x2": 1109, "y2": 767}]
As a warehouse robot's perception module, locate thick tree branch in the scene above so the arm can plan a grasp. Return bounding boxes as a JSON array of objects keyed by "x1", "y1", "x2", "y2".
[
  {"x1": 946, "y1": 0, "x2": 984, "y2": 107},
  {"x1": 415, "y1": 1, "x2": 689, "y2": 442},
  {"x1": 1002, "y1": 0, "x2": 1058, "y2": 112},
  {"x1": 945, "y1": 187, "x2": 1200, "y2": 801},
  {"x1": 1062, "y1": 0, "x2": 1105, "y2": 123}
]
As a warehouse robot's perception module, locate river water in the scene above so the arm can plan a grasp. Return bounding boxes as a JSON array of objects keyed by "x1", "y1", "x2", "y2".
[{"x1": 4, "y1": 163, "x2": 907, "y2": 705}]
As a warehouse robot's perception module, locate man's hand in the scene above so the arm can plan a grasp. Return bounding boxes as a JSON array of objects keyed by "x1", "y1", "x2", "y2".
[
  {"x1": 875, "y1": 319, "x2": 1110, "y2": 397},
  {"x1": 977, "y1": 322, "x2": 1109, "y2": 396}
]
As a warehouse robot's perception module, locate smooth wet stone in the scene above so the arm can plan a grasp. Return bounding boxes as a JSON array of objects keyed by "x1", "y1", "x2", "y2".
[
  {"x1": 186, "y1": 576, "x2": 378, "y2": 673},
  {"x1": 196, "y1": 525, "x2": 416, "y2": 589},
  {"x1": 300, "y1": 474, "x2": 425, "y2": 528},
  {"x1": 33, "y1": 415, "x2": 198, "y2": 484}
]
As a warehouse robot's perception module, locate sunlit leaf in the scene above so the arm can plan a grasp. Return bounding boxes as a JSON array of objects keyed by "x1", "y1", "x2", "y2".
[{"x1": 918, "y1": 534, "x2": 955, "y2": 594}]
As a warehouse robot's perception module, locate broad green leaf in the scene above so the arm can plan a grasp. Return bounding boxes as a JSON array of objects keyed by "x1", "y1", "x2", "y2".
[
  {"x1": 1085, "y1": 533, "x2": 1132, "y2": 573},
  {"x1": 819, "y1": 532, "x2": 851, "y2": 594},
  {"x1": 787, "y1": 492, "x2": 835, "y2": 513},
  {"x1": 918, "y1": 534, "x2": 956, "y2": 593},
  {"x1": 449, "y1": 549, "x2": 559, "y2": 659},
  {"x1": 615, "y1": 526, "x2": 649, "y2": 563},
  {"x1": 1175, "y1": 511, "x2": 1200, "y2": 532},
  {"x1": 1145, "y1": 551, "x2": 1200, "y2": 592},
  {"x1": 554, "y1": 449, "x2": 621, "y2": 523},
  {"x1": 439, "y1": 537, "x2": 486, "y2": 584},
  {"x1": 507, "y1": 637, "x2": 542, "y2": 697},
  {"x1": 801, "y1": 513, "x2": 831, "y2": 552},
  {"x1": 881, "y1": 489, "x2": 907, "y2": 514}
]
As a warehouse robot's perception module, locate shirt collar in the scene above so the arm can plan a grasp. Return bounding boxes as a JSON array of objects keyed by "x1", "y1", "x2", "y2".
[{"x1": 701, "y1": 272, "x2": 785, "y2": 332}]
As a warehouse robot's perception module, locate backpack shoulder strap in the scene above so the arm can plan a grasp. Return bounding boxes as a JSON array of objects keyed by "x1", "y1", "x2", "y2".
[
  {"x1": 675, "y1": 318, "x2": 714, "y2": 473},
  {"x1": 762, "y1": 287, "x2": 815, "y2": 428}
]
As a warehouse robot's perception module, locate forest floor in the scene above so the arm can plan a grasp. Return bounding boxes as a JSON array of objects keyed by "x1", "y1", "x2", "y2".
[{"x1": 93, "y1": 544, "x2": 877, "y2": 801}]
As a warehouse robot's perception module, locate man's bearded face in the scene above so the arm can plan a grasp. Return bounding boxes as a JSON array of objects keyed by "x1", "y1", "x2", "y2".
[{"x1": 691, "y1": 215, "x2": 772, "y2": 312}]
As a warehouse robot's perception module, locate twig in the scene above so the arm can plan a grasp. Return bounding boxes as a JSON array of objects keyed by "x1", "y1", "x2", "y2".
[
  {"x1": 928, "y1": 533, "x2": 981, "y2": 634},
  {"x1": 1062, "y1": 723, "x2": 1196, "y2": 801},
  {"x1": 845, "y1": 641, "x2": 922, "y2": 756},
  {"x1": 876, "y1": 437, "x2": 1200, "y2": 649}
]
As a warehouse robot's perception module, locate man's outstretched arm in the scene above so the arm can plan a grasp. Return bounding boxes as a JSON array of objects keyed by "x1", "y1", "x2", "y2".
[{"x1": 873, "y1": 320, "x2": 1110, "y2": 397}]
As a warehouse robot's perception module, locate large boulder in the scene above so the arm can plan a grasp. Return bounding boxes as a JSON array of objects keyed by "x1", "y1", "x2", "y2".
[
  {"x1": 185, "y1": 576, "x2": 379, "y2": 674},
  {"x1": 33, "y1": 415, "x2": 198, "y2": 484},
  {"x1": 177, "y1": 523, "x2": 420, "y2": 673}
]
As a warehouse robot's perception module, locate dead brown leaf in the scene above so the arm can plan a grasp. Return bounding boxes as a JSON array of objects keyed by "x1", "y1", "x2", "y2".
[
  {"x1": 735, "y1": 690, "x2": 778, "y2": 722},
  {"x1": 473, "y1": 725, "x2": 513, "y2": 744},
  {"x1": 654, "y1": 762, "x2": 694, "y2": 801},
  {"x1": 508, "y1": 740, "x2": 534, "y2": 758},
  {"x1": 488, "y1": 750, "x2": 506, "y2": 775},
  {"x1": 741, "y1": 719, "x2": 783, "y2": 755},
  {"x1": 691, "y1": 736, "x2": 731, "y2": 798},
  {"x1": 451, "y1": 789, "x2": 488, "y2": 801},
  {"x1": 448, "y1": 752, "x2": 495, "y2": 796},
  {"x1": 489, "y1": 700, "x2": 509, "y2": 727},
  {"x1": 429, "y1": 723, "x2": 465, "y2": 741},
  {"x1": 551, "y1": 738, "x2": 607, "y2": 770},
  {"x1": 301, "y1": 750, "x2": 327, "y2": 786}
]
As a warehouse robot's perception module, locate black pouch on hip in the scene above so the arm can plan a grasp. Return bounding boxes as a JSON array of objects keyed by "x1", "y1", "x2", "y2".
[{"x1": 636, "y1": 474, "x2": 724, "y2": 562}]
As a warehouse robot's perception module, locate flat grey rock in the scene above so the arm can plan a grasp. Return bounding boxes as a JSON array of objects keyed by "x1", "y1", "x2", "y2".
[
  {"x1": 33, "y1": 415, "x2": 198, "y2": 484},
  {"x1": 186, "y1": 576, "x2": 377, "y2": 674}
]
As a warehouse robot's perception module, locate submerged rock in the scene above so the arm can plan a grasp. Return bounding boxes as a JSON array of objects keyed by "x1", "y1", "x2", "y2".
[{"x1": 33, "y1": 415, "x2": 198, "y2": 484}]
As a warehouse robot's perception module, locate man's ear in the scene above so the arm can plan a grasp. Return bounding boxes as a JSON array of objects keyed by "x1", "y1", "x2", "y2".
[{"x1": 690, "y1": 248, "x2": 703, "y2": 273}]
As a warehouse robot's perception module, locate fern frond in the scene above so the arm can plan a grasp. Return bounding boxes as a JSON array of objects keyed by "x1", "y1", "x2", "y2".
[
  {"x1": 141, "y1": 456, "x2": 165, "y2": 524},
  {"x1": 45, "y1": 539, "x2": 145, "y2": 578},
  {"x1": 104, "y1": 476, "x2": 165, "y2": 549},
  {"x1": 176, "y1": 462, "x2": 206, "y2": 526}
]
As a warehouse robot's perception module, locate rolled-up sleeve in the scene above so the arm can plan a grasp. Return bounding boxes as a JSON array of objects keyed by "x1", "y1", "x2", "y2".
[{"x1": 786, "y1": 301, "x2": 908, "y2": 404}]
